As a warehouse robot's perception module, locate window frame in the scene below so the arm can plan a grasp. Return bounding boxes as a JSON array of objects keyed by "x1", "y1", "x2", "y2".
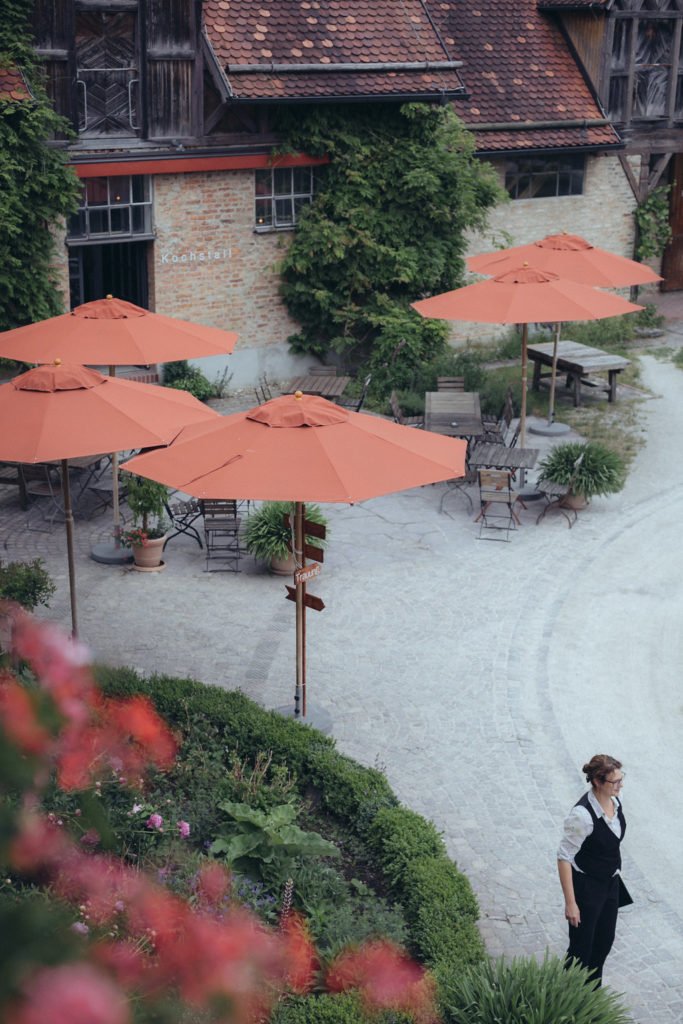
[
  {"x1": 254, "y1": 166, "x2": 318, "y2": 232},
  {"x1": 504, "y1": 154, "x2": 586, "y2": 201},
  {"x1": 604, "y1": 5, "x2": 683, "y2": 125},
  {"x1": 66, "y1": 175, "x2": 154, "y2": 244}
]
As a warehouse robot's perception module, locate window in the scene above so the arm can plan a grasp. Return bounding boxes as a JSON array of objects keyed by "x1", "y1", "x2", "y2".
[
  {"x1": 67, "y1": 176, "x2": 153, "y2": 242},
  {"x1": 254, "y1": 167, "x2": 318, "y2": 229},
  {"x1": 607, "y1": 1, "x2": 683, "y2": 123},
  {"x1": 505, "y1": 156, "x2": 585, "y2": 200}
]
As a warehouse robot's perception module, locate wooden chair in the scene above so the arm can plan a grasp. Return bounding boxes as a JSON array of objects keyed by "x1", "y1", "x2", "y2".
[
  {"x1": 476, "y1": 468, "x2": 522, "y2": 541},
  {"x1": 482, "y1": 387, "x2": 515, "y2": 444},
  {"x1": 390, "y1": 390, "x2": 424, "y2": 428},
  {"x1": 201, "y1": 499, "x2": 242, "y2": 571},
  {"x1": 336, "y1": 374, "x2": 372, "y2": 413},
  {"x1": 437, "y1": 376, "x2": 465, "y2": 391},
  {"x1": 25, "y1": 464, "x2": 64, "y2": 531},
  {"x1": 254, "y1": 376, "x2": 273, "y2": 404}
]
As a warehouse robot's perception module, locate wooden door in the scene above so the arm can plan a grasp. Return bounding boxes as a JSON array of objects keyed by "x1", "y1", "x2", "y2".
[{"x1": 75, "y1": 11, "x2": 139, "y2": 136}]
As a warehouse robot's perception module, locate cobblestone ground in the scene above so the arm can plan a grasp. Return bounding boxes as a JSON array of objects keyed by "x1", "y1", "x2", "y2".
[{"x1": 2, "y1": 357, "x2": 682, "y2": 1023}]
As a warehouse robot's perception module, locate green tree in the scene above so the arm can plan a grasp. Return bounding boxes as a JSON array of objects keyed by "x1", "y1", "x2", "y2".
[
  {"x1": 0, "y1": 0, "x2": 80, "y2": 330},
  {"x1": 278, "y1": 103, "x2": 503, "y2": 394}
]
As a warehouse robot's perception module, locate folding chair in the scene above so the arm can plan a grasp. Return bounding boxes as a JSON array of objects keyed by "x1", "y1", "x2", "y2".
[
  {"x1": 476, "y1": 469, "x2": 521, "y2": 541},
  {"x1": 336, "y1": 374, "x2": 372, "y2": 412},
  {"x1": 440, "y1": 464, "x2": 477, "y2": 516},
  {"x1": 164, "y1": 498, "x2": 203, "y2": 549},
  {"x1": 254, "y1": 376, "x2": 274, "y2": 404},
  {"x1": 390, "y1": 390, "x2": 424, "y2": 428},
  {"x1": 536, "y1": 453, "x2": 585, "y2": 529},
  {"x1": 201, "y1": 499, "x2": 242, "y2": 571},
  {"x1": 482, "y1": 387, "x2": 515, "y2": 444},
  {"x1": 25, "y1": 464, "x2": 64, "y2": 531}
]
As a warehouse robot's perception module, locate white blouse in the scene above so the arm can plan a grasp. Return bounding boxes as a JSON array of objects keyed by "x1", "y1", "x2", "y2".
[{"x1": 557, "y1": 790, "x2": 622, "y2": 873}]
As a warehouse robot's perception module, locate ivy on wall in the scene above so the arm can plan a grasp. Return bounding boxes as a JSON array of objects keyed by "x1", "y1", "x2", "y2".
[
  {"x1": 277, "y1": 103, "x2": 504, "y2": 394},
  {"x1": 0, "y1": 0, "x2": 80, "y2": 331},
  {"x1": 635, "y1": 183, "x2": 672, "y2": 264}
]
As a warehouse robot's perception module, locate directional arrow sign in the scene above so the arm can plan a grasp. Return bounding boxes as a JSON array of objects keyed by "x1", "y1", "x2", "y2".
[
  {"x1": 285, "y1": 586, "x2": 325, "y2": 612},
  {"x1": 294, "y1": 562, "x2": 321, "y2": 585}
]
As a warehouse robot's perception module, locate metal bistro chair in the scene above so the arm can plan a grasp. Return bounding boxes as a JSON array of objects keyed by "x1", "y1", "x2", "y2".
[
  {"x1": 254, "y1": 376, "x2": 274, "y2": 404},
  {"x1": 336, "y1": 374, "x2": 372, "y2": 413},
  {"x1": 536, "y1": 453, "x2": 585, "y2": 529},
  {"x1": 164, "y1": 497, "x2": 203, "y2": 550},
  {"x1": 201, "y1": 499, "x2": 242, "y2": 571},
  {"x1": 482, "y1": 387, "x2": 515, "y2": 445},
  {"x1": 25, "y1": 464, "x2": 64, "y2": 531},
  {"x1": 476, "y1": 468, "x2": 522, "y2": 542}
]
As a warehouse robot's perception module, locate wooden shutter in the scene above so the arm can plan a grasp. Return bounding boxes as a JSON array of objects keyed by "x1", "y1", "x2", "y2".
[
  {"x1": 144, "y1": 0, "x2": 197, "y2": 139},
  {"x1": 32, "y1": 0, "x2": 76, "y2": 129}
]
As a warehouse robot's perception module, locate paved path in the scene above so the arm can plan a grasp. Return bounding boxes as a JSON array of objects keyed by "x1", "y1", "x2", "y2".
[{"x1": 2, "y1": 354, "x2": 682, "y2": 1022}]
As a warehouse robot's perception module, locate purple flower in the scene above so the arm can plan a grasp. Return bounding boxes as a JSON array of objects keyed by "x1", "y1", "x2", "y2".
[
  {"x1": 70, "y1": 922, "x2": 89, "y2": 936},
  {"x1": 177, "y1": 820, "x2": 191, "y2": 839},
  {"x1": 146, "y1": 813, "x2": 163, "y2": 831}
]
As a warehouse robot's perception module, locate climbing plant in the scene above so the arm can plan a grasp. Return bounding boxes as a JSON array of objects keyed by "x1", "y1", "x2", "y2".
[
  {"x1": 0, "y1": 0, "x2": 80, "y2": 331},
  {"x1": 635, "y1": 184, "x2": 672, "y2": 263},
  {"x1": 277, "y1": 103, "x2": 503, "y2": 395}
]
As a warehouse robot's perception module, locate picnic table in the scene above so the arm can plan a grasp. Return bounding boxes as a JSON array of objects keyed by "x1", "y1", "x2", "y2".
[
  {"x1": 469, "y1": 442, "x2": 539, "y2": 473},
  {"x1": 528, "y1": 340, "x2": 630, "y2": 406},
  {"x1": 283, "y1": 374, "x2": 351, "y2": 399},
  {"x1": 424, "y1": 391, "x2": 486, "y2": 439}
]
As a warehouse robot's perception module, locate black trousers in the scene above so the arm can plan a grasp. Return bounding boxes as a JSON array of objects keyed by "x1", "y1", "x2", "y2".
[{"x1": 565, "y1": 868, "x2": 620, "y2": 985}]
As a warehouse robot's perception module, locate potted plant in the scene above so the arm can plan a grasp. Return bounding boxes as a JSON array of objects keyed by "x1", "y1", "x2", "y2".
[
  {"x1": 244, "y1": 501, "x2": 328, "y2": 575},
  {"x1": 0, "y1": 559, "x2": 56, "y2": 652},
  {"x1": 120, "y1": 476, "x2": 170, "y2": 570},
  {"x1": 537, "y1": 441, "x2": 626, "y2": 509}
]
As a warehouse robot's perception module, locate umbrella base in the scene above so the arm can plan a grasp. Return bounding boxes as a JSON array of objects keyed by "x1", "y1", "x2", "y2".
[
  {"x1": 90, "y1": 542, "x2": 134, "y2": 565},
  {"x1": 529, "y1": 420, "x2": 571, "y2": 437},
  {"x1": 275, "y1": 702, "x2": 333, "y2": 735}
]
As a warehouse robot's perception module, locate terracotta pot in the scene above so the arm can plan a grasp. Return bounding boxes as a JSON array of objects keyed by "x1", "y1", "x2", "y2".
[
  {"x1": 562, "y1": 491, "x2": 589, "y2": 510},
  {"x1": 270, "y1": 552, "x2": 296, "y2": 576},
  {"x1": 132, "y1": 535, "x2": 166, "y2": 570}
]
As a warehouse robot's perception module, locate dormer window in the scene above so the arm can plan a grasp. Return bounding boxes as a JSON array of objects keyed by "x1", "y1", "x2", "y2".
[{"x1": 607, "y1": 0, "x2": 683, "y2": 123}]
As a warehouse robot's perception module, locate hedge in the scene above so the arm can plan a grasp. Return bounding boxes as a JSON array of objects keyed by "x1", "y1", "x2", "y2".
[
  {"x1": 94, "y1": 667, "x2": 485, "y2": 976},
  {"x1": 271, "y1": 993, "x2": 413, "y2": 1024}
]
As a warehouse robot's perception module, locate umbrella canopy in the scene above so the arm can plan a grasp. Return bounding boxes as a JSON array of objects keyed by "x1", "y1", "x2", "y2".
[
  {"x1": 0, "y1": 361, "x2": 219, "y2": 635},
  {"x1": 412, "y1": 265, "x2": 643, "y2": 447},
  {"x1": 0, "y1": 296, "x2": 238, "y2": 365},
  {"x1": 123, "y1": 391, "x2": 467, "y2": 503},
  {"x1": 124, "y1": 391, "x2": 467, "y2": 717},
  {"x1": 0, "y1": 362, "x2": 219, "y2": 464},
  {"x1": 466, "y1": 233, "x2": 662, "y2": 288}
]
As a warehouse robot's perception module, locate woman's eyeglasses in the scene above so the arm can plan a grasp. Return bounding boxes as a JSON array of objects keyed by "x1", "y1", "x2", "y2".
[{"x1": 605, "y1": 774, "x2": 625, "y2": 786}]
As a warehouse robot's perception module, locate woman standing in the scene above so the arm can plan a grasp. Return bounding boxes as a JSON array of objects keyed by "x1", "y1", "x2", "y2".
[{"x1": 557, "y1": 754, "x2": 630, "y2": 985}]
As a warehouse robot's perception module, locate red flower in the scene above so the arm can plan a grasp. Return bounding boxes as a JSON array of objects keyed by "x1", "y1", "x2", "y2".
[
  {"x1": 0, "y1": 677, "x2": 51, "y2": 756},
  {"x1": 8, "y1": 963, "x2": 129, "y2": 1024},
  {"x1": 326, "y1": 940, "x2": 439, "y2": 1023},
  {"x1": 196, "y1": 862, "x2": 231, "y2": 909},
  {"x1": 280, "y1": 913, "x2": 318, "y2": 994}
]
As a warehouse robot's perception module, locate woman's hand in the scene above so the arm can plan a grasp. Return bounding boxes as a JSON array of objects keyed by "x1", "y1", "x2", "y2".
[{"x1": 565, "y1": 900, "x2": 581, "y2": 927}]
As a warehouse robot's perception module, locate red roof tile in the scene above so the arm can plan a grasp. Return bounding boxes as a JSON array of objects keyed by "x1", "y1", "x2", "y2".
[
  {"x1": 538, "y1": 1, "x2": 609, "y2": 9},
  {"x1": 0, "y1": 67, "x2": 30, "y2": 103},
  {"x1": 204, "y1": 0, "x2": 465, "y2": 100},
  {"x1": 425, "y1": 0, "x2": 621, "y2": 152}
]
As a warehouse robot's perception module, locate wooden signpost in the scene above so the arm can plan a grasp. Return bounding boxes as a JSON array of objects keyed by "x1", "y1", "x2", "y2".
[{"x1": 283, "y1": 505, "x2": 326, "y2": 718}]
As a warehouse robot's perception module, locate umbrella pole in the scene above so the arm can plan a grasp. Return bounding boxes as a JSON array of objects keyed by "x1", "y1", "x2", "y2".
[
  {"x1": 90, "y1": 366, "x2": 133, "y2": 565},
  {"x1": 60, "y1": 459, "x2": 78, "y2": 637},
  {"x1": 520, "y1": 323, "x2": 528, "y2": 450},
  {"x1": 294, "y1": 501, "x2": 307, "y2": 718}
]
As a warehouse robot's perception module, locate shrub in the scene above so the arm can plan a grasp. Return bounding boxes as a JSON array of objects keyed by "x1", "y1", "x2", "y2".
[
  {"x1": 306, "y1": 747, "x2": 396, "y2": 823},
  {"x1": 162, "y1": 359, "x2": 213, "y2": 402},
  {"x1": 537, "y1": 441, "x2": 626, "y2": 499},
  {"x1": 401, "y1": 857, "x2": 485, "y2": 968},
  {"x1": 271, "y1": 992, "x2": 414, "y2": 1023},
  {"x1": 0, "y1": 559, "x2": 55, "y2": 611},
  {"x1": 435, "y1": 954, "x2": 632, "y2": 1024},
  {"x1": 367, "y1": 807, "x2": 445, "y2": 890}
]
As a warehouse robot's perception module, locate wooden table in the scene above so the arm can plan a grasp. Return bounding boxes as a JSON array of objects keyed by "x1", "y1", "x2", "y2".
[
  {"x1": 284, "y1": 375, "x2": 352, "y2": 399},
  {"x1": 424, "y1": 391, "x2": 486, "y2": 439},
  {"x1": 528, "y1": 340, "x2": 630, "y2": 406},
  {"x1": 469, "y1": 442, "x2": 539, "y2": 472}
]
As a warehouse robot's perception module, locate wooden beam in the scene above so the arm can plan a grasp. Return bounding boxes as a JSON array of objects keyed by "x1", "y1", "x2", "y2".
[
  {"x1": 618, "y1": 151, "x2": 641, "y2": 201},
  {"x1": 648, "y1": 152, "x2": 673, "y2": 191}
]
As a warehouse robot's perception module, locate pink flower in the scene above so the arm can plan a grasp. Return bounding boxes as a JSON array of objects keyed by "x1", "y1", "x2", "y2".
[
  {"x1": 146, "y1": 813, "x2": 163, "y2": 831},
  {"x1": 177, "y1": 820, "x2": 191, "y2": 839},
  {"x1": 9, "y1": 963, "x2": 129, "y2": 1024}
]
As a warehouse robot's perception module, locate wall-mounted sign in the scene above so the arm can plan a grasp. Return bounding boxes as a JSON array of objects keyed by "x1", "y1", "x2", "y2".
[{"x1": 159, "y1": 247, "x2": 232, "y2": 265}]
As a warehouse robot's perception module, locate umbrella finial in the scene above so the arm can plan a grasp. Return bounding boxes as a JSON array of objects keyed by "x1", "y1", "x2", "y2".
[
  {"x1": 53, "y1": 357, "x2": 62, "y2": 366},
  {"x1": 294, "y1": 390, "x2": 304, "y2": 400},
  {"x1": 106, "y1": 294, "x2": 113, "y2": 299}
]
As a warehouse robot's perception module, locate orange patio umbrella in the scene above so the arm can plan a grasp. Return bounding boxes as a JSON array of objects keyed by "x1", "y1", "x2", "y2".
[
  {"x1": 467, "y1": 232, "x2": 662, "y2": 288},
  {"x1": 0, "y1": 361, "x2": 219, "y2": 636},
  {"x1": 124, "y1": 391, "x2": 467, "y2": 719},
  {"x1": 467, "y1": 234, "x2": 660, "y2": 430},
  {"x1": 0, "y1": 295, "x2": 238, "y2": 564},
  {"x1": 412, "y1": 265, "x2": 643, "y2": 449}
]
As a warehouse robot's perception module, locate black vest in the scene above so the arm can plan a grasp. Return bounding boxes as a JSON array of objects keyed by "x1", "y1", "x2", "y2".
[{"x1": 573, "y1": 792, "x2": 626, "y2": 881}]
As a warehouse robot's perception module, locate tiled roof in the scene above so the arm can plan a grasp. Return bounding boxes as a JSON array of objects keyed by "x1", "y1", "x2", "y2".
[
  {"x1": 203, "y1": 0, "x2": 465, "y2": 101},
  {"x1": 0, "y1": 67, "x2": 30, "y2": 103},
  {"x1": 425, "y1": 0, "x2": 621, "y2": 153},
  {"x1": 538, "y1": 1, "x2": 609, "y2": 9}
]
